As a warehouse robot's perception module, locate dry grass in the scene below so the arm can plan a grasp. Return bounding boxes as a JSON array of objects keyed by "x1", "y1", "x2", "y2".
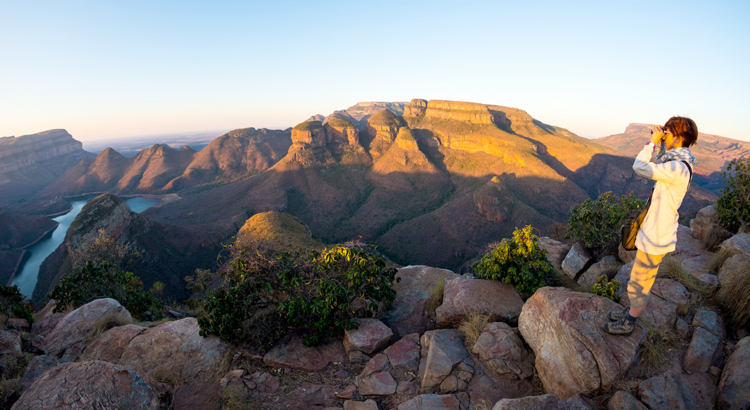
[
  {"x1": 705, "y1": 249, "x2": 733, "y2": 272},
  {"x1": 637, "y1": 321, "x2": 681, "y2": 373},
  {"x1": 221, "y1": 386, "x2": 254, "y2": 410},
  {"x1": 84, "y1": 311, "x2": 132, "y2": 343},
  {"x1": 458, "y1": 312, "x2": 490, "y2": 349},
  {"x1": 657, "y1": 255, "x2": 706, "y2": 293},
  {"x1": 425, "y1": 277, "x2": 446, "y2": 313},
  {"x1": 701, "y1": 224, "x2": 731, "y2": 251},
  {"x1": 713, "y1": 257, "x2": 750, "y2": 328},
  {"x1": 152, "y1": 367, "x2": 189, "y2": 388}
]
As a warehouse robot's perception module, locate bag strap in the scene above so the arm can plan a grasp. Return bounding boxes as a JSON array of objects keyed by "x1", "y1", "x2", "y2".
[{"x1": 680, "y1": 160, "x2": 693, "y2": 189}]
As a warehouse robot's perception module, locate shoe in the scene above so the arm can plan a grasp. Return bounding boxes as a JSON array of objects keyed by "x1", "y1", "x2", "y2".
[
  {"x1": 603, "y1": 318, "x2": 635, "y2": 336},
  {"x1": 607, "y1": 308, "x2": 629, "y2": 322}
]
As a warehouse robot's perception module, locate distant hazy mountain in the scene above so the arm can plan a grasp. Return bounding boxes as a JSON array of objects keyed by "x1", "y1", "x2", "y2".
[
  {"x1": 0, "y1": 129, "x2": 94, "y2": 205},
  {"x1": 594, "y1": 124, "x2": 750, "y2": 192}
]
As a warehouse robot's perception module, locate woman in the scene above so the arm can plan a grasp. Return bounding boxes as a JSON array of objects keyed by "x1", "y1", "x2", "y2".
[{"x1": 603, "y1": 116, "x2": 698, "y2": 335}]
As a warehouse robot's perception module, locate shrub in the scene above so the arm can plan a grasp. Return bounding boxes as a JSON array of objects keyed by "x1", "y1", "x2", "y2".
[
  {"x1": 567, "y1": 191, "x2": 646, "y2": 256},
  {"x1": 638, "y1": 322, "x2": 680, "y2": 372},
  {"x1": 472, "y1": 225, "x2": 553, "y2": 299},
  {"x1": 717, "y1": 156, "x2": 750, "y2": 234},
  {"x1": 198, "y1": 244, "x2": 399, "y2": 348},
  {"x1": 68, "y1": 228, "x2": 141, "y2": 270},
  {"x1": 0, "y1": 285, "x2": 35, "y2": 324},
  {"x1": 591, "y1": 275, "x2": 620, "y2": 302},
  {"x1": 185, "y1": 268, "x2": 213, "y2": 295},
  {"x1": 713, "y1": 255, "x2": 750, "y2": 328},
  {"x1": 47, "y1": 262, "x2": 164, "y2": 321}
]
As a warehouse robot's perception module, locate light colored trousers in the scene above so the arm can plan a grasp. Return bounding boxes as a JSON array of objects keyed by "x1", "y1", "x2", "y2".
[{"x1": 627, "y1": 250, "x2": 667, "y2": 308}]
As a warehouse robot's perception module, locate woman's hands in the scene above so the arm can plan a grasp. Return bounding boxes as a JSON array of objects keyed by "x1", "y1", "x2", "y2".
[{"x1": 651, "y1": 126, "x2": 666, "y2": 145}]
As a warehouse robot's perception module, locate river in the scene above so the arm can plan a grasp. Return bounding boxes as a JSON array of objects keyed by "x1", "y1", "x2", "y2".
[{"x1": 11, "y1": 196, "x2": 160, "y2": 297}]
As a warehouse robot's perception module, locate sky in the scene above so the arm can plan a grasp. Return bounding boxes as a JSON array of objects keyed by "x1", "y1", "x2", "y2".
[{"x1": 1, "y1": 0, "x2": 749, "y2": 142}]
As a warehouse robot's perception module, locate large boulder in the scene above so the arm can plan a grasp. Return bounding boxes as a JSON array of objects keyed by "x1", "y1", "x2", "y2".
[
  {"x1": 12, "y1": 360, "x2": 159, "y2": 410},
  {"x1": 80, "y1": 324, "x2": 146, "y2": 363},
  {"x1": 19, "y1": 355, "x2": 58, "y2": 392},
  {"x1": 690, "y1": 205, "x2": 718, "y2": 241},
  {"x1": 359, "y1": 371, "x2": 397, "y2": 396},
  {"x1": 681, "y1": 254, "x2": 719, "y2": 294},
  {"x1": 42, "y1": 298, "x2": 132, "y2": 362},
  {"x1": 343, "y1": 318, "x2": 393, "y2": 355},
  {"x1": 720, "y1": 233, "x2": 750, "y2": 256},
  {"x1": 562, "y1": 243, "x2": 594, "y2": 280},
  {"x1": 383, "y1": 266, "x2": 460, "y2": 339},
  {"x1": 263, "y1": 332, "x2": 345, "y2": 372},
  {"x1": 638, "y1": 371, "x2": 716, "y2": 410},
  {"x1": 692, "y1": 310, "x2": 725, "y2": 339},
  {"x1": 119, "y1": 317, "x2": 230, "y2": 383},
  {"x1": 539, "y1": 237, "x2": 571, "y2": 274},
  {"x1": 0, "y1": 329, "x2": 21, "y2": 354},
  {"x1": 471, "y1": 322, "x2": 533, "y2": 380},
  {"x1": 518, "y1": 287, "x2": 647, "y2": 398},
  {"x1": 418, "y1": 329, "x2": 469, "y2": 389},
  {"x1": 492, "y1": 394, "x2": 558, "y2": 410},
  {"x1": 651, "y1": 279, "x2": 689, "y2": 316},
  {"x1": 173, "y1": 380, "x2": 221, "y2": 410},
  {"x1": 606, "y1": 390, "x2": 647, "y2": 410},
  {"x1": 670, "y1": 225, "x2": 708, "y2": 260},
  {"x1": 435, "y1": 277, "x2": 524, "y2": 328},
  {"x1": 717, "y1": 336, "x2": 750, "y2": 410},
  {"x1": 684, "y1": 327, "x2": 722, "y2": 374},
  {"x1": 577, "y1": 256, "x2": 619, "y2": 289},
  {"x1": 397, "y1": 394, "x2": 461, "y2": 410},
  {"x1": 385, "y1": 335, "x2": 421, "y2": 372}
]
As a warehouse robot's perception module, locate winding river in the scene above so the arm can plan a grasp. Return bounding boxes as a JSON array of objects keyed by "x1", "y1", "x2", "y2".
[{"x1": 11, "y1": 196, "x2": 160, "y2": 297}]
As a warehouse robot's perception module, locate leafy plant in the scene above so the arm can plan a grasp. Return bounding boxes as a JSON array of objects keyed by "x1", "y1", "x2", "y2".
[
  {"x1": 567, "y1": 191, "x2": 646, "y2": 256},
  {"x1": 185, "y1": 268, "x2": 213, "y2": 295},
  {"x1": 591, "y1": 275, "x2": 620, "y2": 302},
  {"x1": 717, "y1": 156, "x2": 750, "y2": 234},
  {"x1": 68, "y1": 228, "x2": 142, "y2": 270},
  {"x1": 47, "y1": 262, "x2": 164, "y2": 321},
  {"x1": 198, "y1": 243, "x2": 399, "y2": 348},
  {"x1": 0, "y1": 285, "x2": 34, "y2": 324},
  {"x1": 472, "y1": 225, "x2": 553, "y2": 299}
]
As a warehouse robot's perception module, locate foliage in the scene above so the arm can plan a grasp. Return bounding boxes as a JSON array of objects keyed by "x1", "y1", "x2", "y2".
[
  {"x1": 591, "y1": 275, "x2": 620, "y2": 302},
  {"x1": 149, "y1": 281, "x2": 164, "y2": 298},
  {"x1": 185, "y1": 268, "x2": 213, "y2": 295},
  {"x1": 0, "y1": 284, "x2": 34, "y2": 324},
  {"x1": 567, "y1": 191, "x2": 646, "y2": 256},
  {"x1": 68, "y1": 228, "x2": 142, "y2": 270},
  {"x1": 638, "y1": 322, "x2": 680, "y2": 372},
  {"x1": 717, "y1": 156, "x2": 750, "y2": 234},
  {"x1": 198, "y1": 243, "x2": 399, "y2": 348},
  {"x1": 47, "y1": 262, "x2": 164, "y2": 321},
  {"x1": 293, "y1": 121, "x2": 323, "y2": 132},
  {"x1": 472, "y1": 225, "x2": 554, "y2": 299},
  {"x1": 425, "y1": 277, "x2": 446, "y2": 313}
]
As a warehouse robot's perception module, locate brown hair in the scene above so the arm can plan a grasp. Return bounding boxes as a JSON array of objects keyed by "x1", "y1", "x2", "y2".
[{"x1": 664, "y1": 116, "x2": 698, "y2": 147}]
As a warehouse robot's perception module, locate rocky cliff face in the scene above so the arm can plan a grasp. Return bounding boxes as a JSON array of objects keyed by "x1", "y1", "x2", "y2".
[{"x1": 423, "y1": 100, "x2": 496, "y2": 125}]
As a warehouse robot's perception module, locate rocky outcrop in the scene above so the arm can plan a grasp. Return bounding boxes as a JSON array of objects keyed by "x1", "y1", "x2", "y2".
[
  {"x1": 119, "y1": 318, "x2": 230, "y2": 383},
  {"x1": 638, "y1": 371, "x2": 716, "y2": 410},
  {"x1": 12, "y1": 360, "x2": 159, "y2": 410},
  {"x1": 684, "y1": 327, "x2": 722, "y2": 374},
  {"x1": 720, "y1": 233, "x2": 750, "y2": 256},
  {"x1": 80, "y1": 324, "x2": 146, "y2": 363},
  {"x1": 472, "y1": 322, "x2": 534, "y2": 380},
  {"x1": 291, "y1": 121, "x2": 327, "y2": 148},
  {"x1": 492, "y1": 394, "x2": 558, "y2": 410},
  {"x1": 418, "y1": 329, "x2": 469, "y2": 389},
  {"x1": 325, "y1": 118, "x2": 360, "y2": 146},
  {"x1": 577, "y1": 256, "x2": 619, "y2": 289},
  {"x1": 539, "y1": 237, "x2": 571, "y2": 275},
  {"x1": 263, "y1": 332, "x2": 345, "y2": 372},
  {"x1": 343, "y1": 318, "x2": 393, "y2": 355},
  {"x1": 690, "y1": 205, "x2": 719, "y2": 241},
  {"x1": 424, "y1": 100, "x2": 495, "y2": 125},
  {"x1": 562, "y1": 243, "x2": 594, "y2": 280},
  {"x1": 19, "y1": 355, "x2": 58, "y2": 392},
  {"x1": 518, "y1": 287, "x2": 646, "y2": 398},
  {"x1": 0, "y1": 129, "x2": 85, "y2": 173},
  {"x1": 435, "y1": 277, "x2": 524, "y2": 328},
  {"x1": 403, "y1": 99, "x2": 428, "y2": 118},
  {"x1": 717, "y1": 336, "x2": 750, "y2": 410},
  {"x1": 0, "y1": 329, "x2": 21, "y2": 354}
]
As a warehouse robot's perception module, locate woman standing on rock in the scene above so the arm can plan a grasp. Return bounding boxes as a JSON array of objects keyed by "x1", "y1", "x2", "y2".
[{"x1": 604, "y1": 116, "x2": 698, "y2": 335}]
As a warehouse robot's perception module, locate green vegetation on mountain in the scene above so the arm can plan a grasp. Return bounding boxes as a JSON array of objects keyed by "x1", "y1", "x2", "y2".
[
  {"x1": 292, "y1": 121, "x2": 324, "y2": 132},
  {"x1": 717, "y1": 156, "x2": 750, "y2": 234},
  {"x1": 326, "y1": 117, "x2": 356, "y2": 129}
]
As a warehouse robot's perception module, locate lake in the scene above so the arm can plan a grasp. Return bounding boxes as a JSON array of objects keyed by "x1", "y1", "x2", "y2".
[{"x1": 11, "y1": 195, "x2": 160, "y2": 297}]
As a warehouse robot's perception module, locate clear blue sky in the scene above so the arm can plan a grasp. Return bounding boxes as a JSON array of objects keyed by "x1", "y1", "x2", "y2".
[{"x1": 1, "y1": 0, "x2": 749, "y2": 142}]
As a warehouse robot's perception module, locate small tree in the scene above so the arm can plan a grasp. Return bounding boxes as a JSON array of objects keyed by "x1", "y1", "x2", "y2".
[
  {"x1": 567, "y1": 192, "x2": 645, "y2": 256},
  {"x1": 68, "y1": 229, "x2": 142, "y2": 269},
  {"x1": 472, "y1": 225, "x2": 553, "y2": 299},
  {"x1": 0, "y1": 284, "x2": 35, "y2": 323},
  {"x1": 717, "y1": 156, "x2": 750, "y2": 234}
]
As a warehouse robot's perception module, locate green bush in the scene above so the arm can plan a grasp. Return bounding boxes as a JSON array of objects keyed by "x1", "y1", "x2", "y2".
[
  {"x1": 0, "y1": 284, "x2": 35, "y2": 324},
  {"x1": 567, "y1": 191, "x2": 646, "y2": 256},
  {"x1": 47, "y1": 262, "x2": 164, "y2": 321},
  {"x1": 591, "y1": 275, "x2": 620, "y2": 302},
  {"x1": 717, "y1": 156, "x2": 750, "y2": 234},
  {"x1": 472, "y1": 225, "x2": 553, "y2": 299},
  {"x1": 198, "y1": 244, "x2": 399, "y2": 348}
]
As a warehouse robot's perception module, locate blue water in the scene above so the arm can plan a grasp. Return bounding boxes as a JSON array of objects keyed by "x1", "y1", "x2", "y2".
[{"x1": 11, "y1": 196, "x2": 160, "y2": 297}]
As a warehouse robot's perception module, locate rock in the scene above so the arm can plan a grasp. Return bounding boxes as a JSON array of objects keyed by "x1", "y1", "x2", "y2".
[
  {"x1": 30, "y1": 312, "x2": 63, "y2": 337},
  {"x1": 337, "y1": 384, "x2": 357, "y2": 399},
  {"x1": 360, "y1": 353, "x2": 390, "y2": 378},
  {"x1": 670, "y1": 225, "x2": 708, "y2": 260},
  {"x1": 720, "y1": 233, "x2": 750, "y2": 256},
  {"x1": 717, "y1": 336, "x2": 750, "y2": 410},
  {"x1": 173, "y1": 380, "x2": 221, "y2": 410},
  {"x1": 219, "y1": 369, "x2": 246, "y2": 391},
  {"x1": 119, "y1": 317, "x2": 230, "y2": 383},
  {"x1": 618, "y1": 243, "x2": 637, "y2": 264},
  {"x1": 0, "y1": 329, "x2": 21, "y2": 354},
  {"x1": 435, "y1": 277, "x2": 524, "y2": 328},
  {"x1": 42, "y1": 298, "x2": 132, "y2": 362},
  {"x1": 472, "y1": 322, "x2": 533, "y2": 379},
  {"x1": 577, "y1": 256, "x2": 620, "y2": 289},
  {"x1": 620, "y1": 291, "x2": 678, "y2": 329},
  {"x1": 539, "y1": 237, "x2": 571, "y2": 274},
  {"x1": 335, "y1": 369, "x2": 349, "y2": 378},
  {"x1": 518, "y1": 287, "x2": 647, "y2": 398},
  {"x1": 675, "y1": 318, "x2": 691, "y2": 340},
  {"x1": 20, "y1": 355, "x2": 58, "y2": 392},
  {"x1": 709, "y1": 365, "x2": 722, "y2": 380},
  {"x1": 681, "y1": 255, "x2": 719, "y2": 294},
  {"x1": 724, "y1": 342, "x2": 736, "y2": 357},
  {"x1": 264, "y1": 332, "x2": 345, "y2": 372},
  {"x1": 385, "y1": 336, "x2": 421, "y2": 372},
  {"x1": 12, "y1": 361, "x2": 159, "y2": 410},
  {"x1": 492, "y1": 394, "x2": 558, "y2": 410},
  {"x1": 30, "y1": 335, "x2": 44, "y2": 352},
  {"x1": 562, "y1": 243, "x2": 594, "y2": 279},
  {"x1": 558, "y1": 394, "x2": 594, "y2": 410},
  {"x1": 247, "y1": 371, "x2": 280, "y2": 394},
  {"x1": 437, "y1": 374, "x2": 467, "y2": 394},
  {"x1": 6, "y1": 318, "x2": 29, "y2": 331},
  {"x1": 716, "y1": 254, "x2": 750, "y2": 314},
  {"x1": 349, "y1": 350, "x2": 371, "y2": 364},
  {"x1": 79, "y1": 324, "x2": 146, "y2": 363},
  {"x1": 692, "y1": 310, "x2": 725, "y2": 339},
  {"x1": 690, "y1": 205, "x2": 718, "y2": 241},
  {"x1": 651, "y1": 279, "x2": 689, "y2": 315},
  {"x1": 606, "y1": 390, "x2": 648, "y2": 410},
  {"x1": 638, "y1": 371, "x2": 715, "y2": 410},
  {"x1": 397, "y1": 381, "x2": 419, "y2": 396},
  {"x1": 344, "y1": 318, "x2": 393, "y2": 355},
  {"x1": 383, "y1": 266, "x2": 460, "y2": 338},
  {"x1": 684, "y1": 327, "x2": 722, "y2": 373},
  {"x1": 344, "y1": 400, "x2": 378, "y2": 410},
  {"x1": 419, "y1": 329, "x2": 469, "y2": 389},
  {"x1": 359, "y1": 371, "x2": 397, "y2": 396},
  {"x1": 287, "y1": 382, "x2": 336, "y2": 406},
  {"x1": 397, "y1": 394, "x2": 461, "y2": 410}
]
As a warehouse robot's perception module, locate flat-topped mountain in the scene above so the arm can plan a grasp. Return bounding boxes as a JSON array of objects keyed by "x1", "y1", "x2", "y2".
[{"x1": 0, "y1": 129, "x2": 93, "y2": 205}]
